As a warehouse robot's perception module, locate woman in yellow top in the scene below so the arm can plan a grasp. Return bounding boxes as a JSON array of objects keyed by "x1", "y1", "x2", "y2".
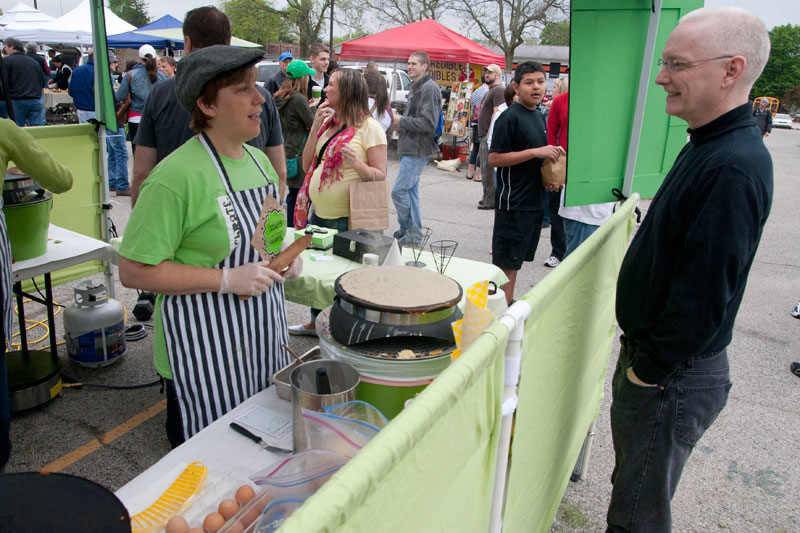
[{"x1": 289, "y1": 68, "x2": 387, "y2": 337}]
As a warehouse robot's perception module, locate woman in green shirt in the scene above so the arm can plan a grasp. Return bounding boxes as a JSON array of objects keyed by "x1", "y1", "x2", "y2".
[{"x1": 119, "y1": 46, "x2": 302, "y2": 446}]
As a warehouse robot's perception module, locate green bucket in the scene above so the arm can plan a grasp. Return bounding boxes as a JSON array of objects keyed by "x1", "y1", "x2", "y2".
[
  {"x1": 3, "y1": 193, "x2": 52, "y2": 262},
  {"x1": 356, "y1": 377, "x2": 430, "y2": 419}
]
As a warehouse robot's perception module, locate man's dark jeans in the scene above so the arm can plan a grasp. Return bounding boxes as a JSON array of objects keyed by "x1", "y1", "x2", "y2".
[{"x1": 607, "y1": 338, "x2": 731, "y2": 532}]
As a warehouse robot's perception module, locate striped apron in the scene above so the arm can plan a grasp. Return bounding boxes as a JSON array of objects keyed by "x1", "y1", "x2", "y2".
[
  {"x1": 161, "y1": 133, "x2": 289, "y2": 440},
  {"x1": 1, "y1": 198, "x2": 12, "y2": 348}
]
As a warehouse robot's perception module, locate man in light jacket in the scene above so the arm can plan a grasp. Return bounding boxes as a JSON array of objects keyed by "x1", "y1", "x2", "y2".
[{"x1": 391, "y1": 50, "x2": 441, "y2": 244}]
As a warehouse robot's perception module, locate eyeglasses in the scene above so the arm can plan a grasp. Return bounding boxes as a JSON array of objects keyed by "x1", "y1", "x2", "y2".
[{"x1": 657, "y1": 56, "x2": 734, "y2": 72}]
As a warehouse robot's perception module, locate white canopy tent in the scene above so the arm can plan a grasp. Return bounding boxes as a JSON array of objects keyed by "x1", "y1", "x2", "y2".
[
  {"x1": 1, "y1": 0, "x2": 135, "y2": 45},
  {"x1": 0, "y1": 2, "x2": 55, "y2": 26}
]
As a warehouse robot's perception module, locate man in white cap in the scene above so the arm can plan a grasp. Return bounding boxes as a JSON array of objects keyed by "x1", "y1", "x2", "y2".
[{"x1": 609, "y1": 7, "x2": 772, "y2": 531}]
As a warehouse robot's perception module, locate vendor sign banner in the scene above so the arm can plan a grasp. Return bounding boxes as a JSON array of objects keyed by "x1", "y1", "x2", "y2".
[
  {"x1": 429, "y1": 61, "x2": 483, "y2": 86},
  {"x1": 503, "y1": 195, "x2": 638, "y2": 532}
]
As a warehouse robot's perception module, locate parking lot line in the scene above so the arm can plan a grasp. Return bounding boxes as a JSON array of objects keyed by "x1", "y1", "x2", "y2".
[{"x1": 41, "y1": 399, "x2": 167, "y2": 473}]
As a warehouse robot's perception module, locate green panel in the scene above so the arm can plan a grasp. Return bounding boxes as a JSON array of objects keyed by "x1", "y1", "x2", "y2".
[
  {"x1": 26, "y1": 125, "x2": 102, "y2": 239},
  {"x1": 21, "y1": 125, "x2": 108, "y2": 290},
  {"x1": 565, "y1": 0, "x2": 702, "y2": 206}
]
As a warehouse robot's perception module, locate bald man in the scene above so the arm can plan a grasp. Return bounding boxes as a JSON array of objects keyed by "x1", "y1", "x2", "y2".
[{"x1": 609, "y1": 7, "x2": 773, "y2": 531}]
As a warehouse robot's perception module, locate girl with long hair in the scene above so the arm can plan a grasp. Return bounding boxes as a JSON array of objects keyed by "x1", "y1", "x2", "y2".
[{"x1": 363, "y1": 68, "x2": 392, "y2": 132}]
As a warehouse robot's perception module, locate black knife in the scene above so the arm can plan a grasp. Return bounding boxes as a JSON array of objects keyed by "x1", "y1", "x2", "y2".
[{"x1": 229, "y1": 422, "x2": 291, "y2": 454}]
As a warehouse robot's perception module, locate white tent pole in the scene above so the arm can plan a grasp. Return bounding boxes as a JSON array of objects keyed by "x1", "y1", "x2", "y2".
[
  {"x1": 488, "y1": 300, "x2": 531, "y2": 533},
  {"x1": 622, "y1": 0, "x2": 662, "y2": 197}
]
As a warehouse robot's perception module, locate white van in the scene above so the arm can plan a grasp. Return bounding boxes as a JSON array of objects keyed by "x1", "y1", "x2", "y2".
[{"x1": 381, "y1": 68, "x2": 413, "y2": 106}]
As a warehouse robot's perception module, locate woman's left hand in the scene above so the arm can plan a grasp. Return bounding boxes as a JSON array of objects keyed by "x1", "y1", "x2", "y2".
[{"x1": 341, "y1": 144, "x2": 357, "y2": 164}]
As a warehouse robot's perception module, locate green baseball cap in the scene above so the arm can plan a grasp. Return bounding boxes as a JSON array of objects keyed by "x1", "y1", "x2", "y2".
[{"x1": 286, "y1": 59, "x2": 316, "y2": 79}]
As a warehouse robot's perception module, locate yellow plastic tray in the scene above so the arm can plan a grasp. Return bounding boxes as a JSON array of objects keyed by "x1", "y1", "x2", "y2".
[{"x1": 130, "y1": 461, "x2": 208, "y2": 532}]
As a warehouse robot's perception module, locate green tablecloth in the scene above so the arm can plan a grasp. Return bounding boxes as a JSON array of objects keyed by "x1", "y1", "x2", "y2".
[{"x1": 284, "y1": 247, "x2": 508, "y2": 309}]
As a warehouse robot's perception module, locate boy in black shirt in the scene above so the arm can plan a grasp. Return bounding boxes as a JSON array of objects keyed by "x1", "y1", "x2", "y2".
[{"x1": 488, "y1": 61, "x2": 562, "y2": 304}]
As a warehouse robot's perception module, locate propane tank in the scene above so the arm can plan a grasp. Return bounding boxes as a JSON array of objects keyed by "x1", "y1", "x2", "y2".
[{"x1": 63, "y1": 280, "x2": 126, "y2": 367}]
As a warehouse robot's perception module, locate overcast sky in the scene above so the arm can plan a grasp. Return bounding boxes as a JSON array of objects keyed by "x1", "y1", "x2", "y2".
[{"x1": 2, "y1": 0, "x2": 798, "y2": 37}]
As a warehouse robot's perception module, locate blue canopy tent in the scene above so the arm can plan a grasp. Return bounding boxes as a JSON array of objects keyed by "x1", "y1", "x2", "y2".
[{"x1": 106, "y1": 14, "x2": 184, "y2": 50}]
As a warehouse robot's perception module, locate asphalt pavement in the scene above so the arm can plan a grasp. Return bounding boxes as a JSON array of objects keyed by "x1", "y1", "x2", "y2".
[{"x1": 4, "y1": 128, "x2": 799, "y2": 532}]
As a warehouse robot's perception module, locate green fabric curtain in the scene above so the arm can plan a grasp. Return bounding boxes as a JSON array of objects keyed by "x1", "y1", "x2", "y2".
[
  {"x1": 278, "y1": 319, "x2": 509, "y2": 532},
  {"x1": 502, "y1": 196, "x2": 638, "y2": 532}
]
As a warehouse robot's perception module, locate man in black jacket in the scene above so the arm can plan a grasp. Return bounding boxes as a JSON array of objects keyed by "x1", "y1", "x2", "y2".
[
  {"x1": 608, "y1": 7, "x2": 773, "y2": 532},
  {"x1": 752, "y1": 97, "x2": 772, "y2": 136},
  {"x1": 0, "y1": 38, "x2": 45, "y2": 126}
]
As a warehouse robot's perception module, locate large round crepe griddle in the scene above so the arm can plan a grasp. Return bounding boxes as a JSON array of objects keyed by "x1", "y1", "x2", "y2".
[
  {"x1": 331, "y1": 266, "x2": 463, "y2": 346},
  {"x1": 0, "y1": 472, "x2": 131, "y2": 531},
  {"x1": 334, "y1": 266, "x2": 463, "y2": 313}
]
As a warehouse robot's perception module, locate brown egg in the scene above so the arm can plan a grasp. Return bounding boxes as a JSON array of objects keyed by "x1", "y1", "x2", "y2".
[
  {"x1": 165, "y1": 515, "x2": 190, "y2": 533},
  {"x1": 188, "y1": 529, "x2": 205, "y2": 533},
  {"x1": 218, "y1": 498, "x2": 239, "y2": 520},
  {"x1": 202, "y1": 512, "x2": 225, "y2": 533},
  {"x1": 234, "y1": 484, "x2": 255, "y2": 505}
]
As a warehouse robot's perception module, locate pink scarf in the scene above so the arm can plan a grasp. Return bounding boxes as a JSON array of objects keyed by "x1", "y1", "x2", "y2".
[{"x1": 314, "y1": 116, "x2": 356, "y2": 191}]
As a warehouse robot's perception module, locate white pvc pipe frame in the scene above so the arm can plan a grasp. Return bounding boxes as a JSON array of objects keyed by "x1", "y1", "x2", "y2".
[{"x1": 488, "y1": 299, "x2": 532, "y2": 533}]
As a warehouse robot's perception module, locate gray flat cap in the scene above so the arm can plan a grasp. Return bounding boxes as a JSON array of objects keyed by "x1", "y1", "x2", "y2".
[{"x1": 175, "y1": 45, "x2": 265, "y2": 113}]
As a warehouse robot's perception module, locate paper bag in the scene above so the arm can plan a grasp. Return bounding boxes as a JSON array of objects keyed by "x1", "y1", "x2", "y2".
[
  {"x1": 541, "y1": 148, "x2": 567, "y2": 190},
  {"x1": 349, "y1": 180, "x2": 390, "y2": 231},
  {"x1": 250, "y1": 194, "x2": 287, "y2": 261}
]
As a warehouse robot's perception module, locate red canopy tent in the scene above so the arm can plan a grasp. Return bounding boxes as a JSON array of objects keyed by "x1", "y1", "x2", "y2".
[{"x1": 339, "y1": 19, "x2": 505, "y2": 66}]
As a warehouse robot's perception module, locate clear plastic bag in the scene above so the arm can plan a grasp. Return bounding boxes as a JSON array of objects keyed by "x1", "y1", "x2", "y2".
[
  {"x1": 323, "y1": 400, "x2": 389, "y2": 429},
  {"x1": 250, "y1": 449, "x2": 349, "y2": 491},
  {"x1": 253, "y1": 495, "x2": 310, "y2": 532},
  {"x1": 240, "y1": 403, "x2": 388, "y2": 530},
  {"x1": 296, "y1": 401, "x2": 388, "y2": 456}
]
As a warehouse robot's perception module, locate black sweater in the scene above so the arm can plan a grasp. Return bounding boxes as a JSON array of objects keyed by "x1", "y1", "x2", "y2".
[
  {"x1": 0, "y1": 53, "x2": 45, "y2": 99},
  {"x1": 616, "y1": 103, "x2": 773, "y2": 384}
]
